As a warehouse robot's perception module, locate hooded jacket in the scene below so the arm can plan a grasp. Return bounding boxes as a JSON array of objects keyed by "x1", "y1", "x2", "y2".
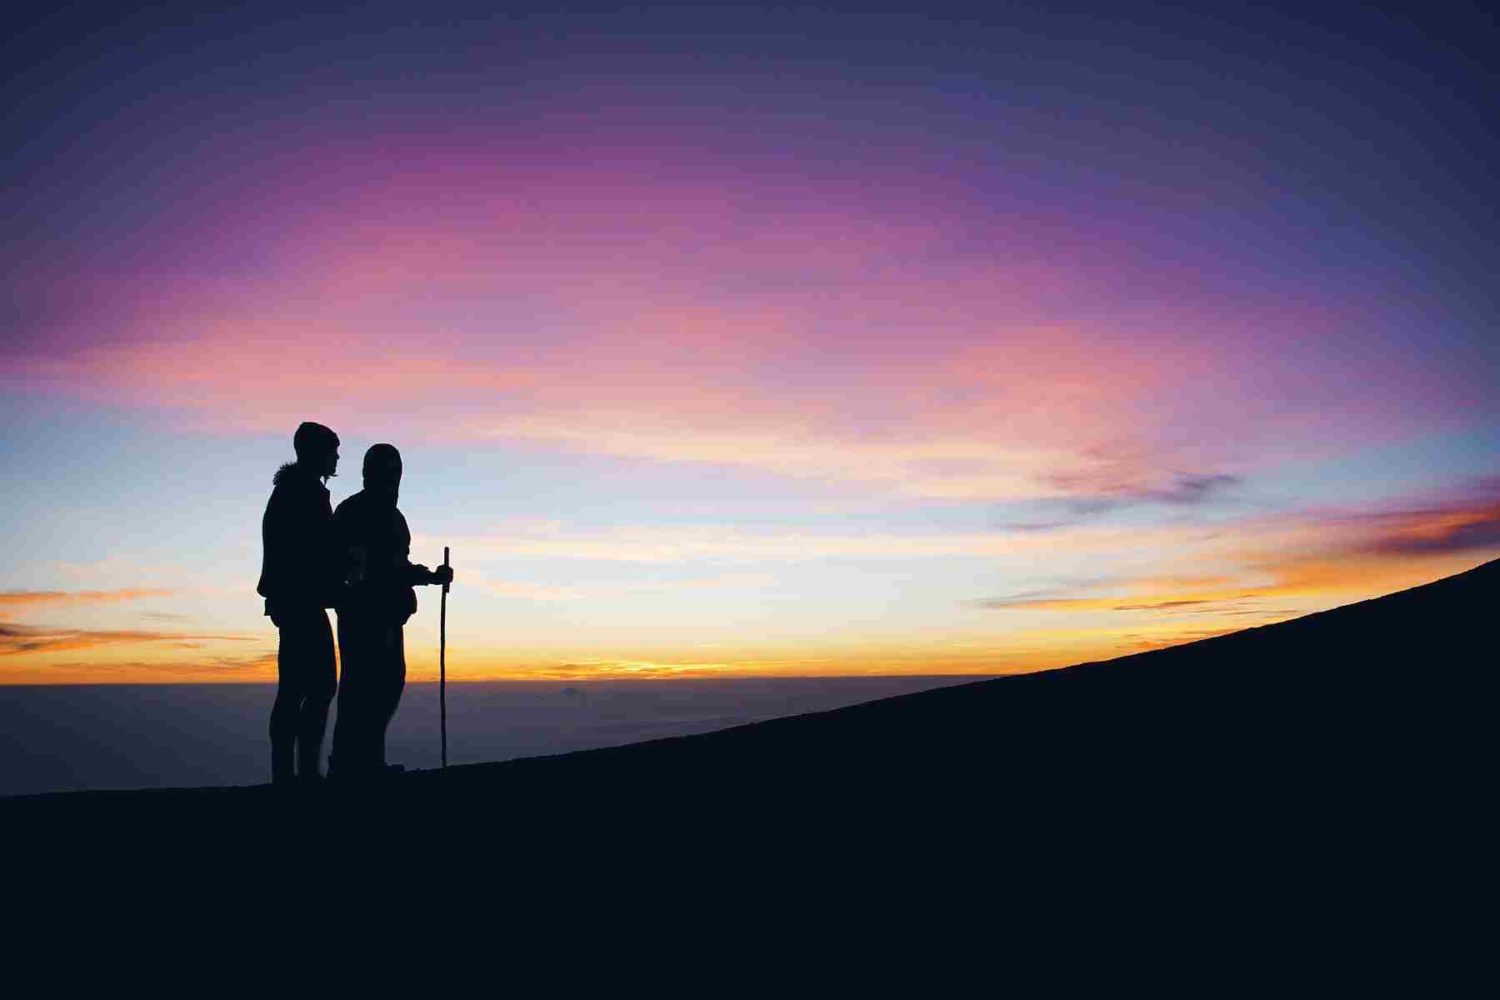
[
  {"x1": 256, "y1": 463, "x2": 345, "y2": 615},
  {"x1": 333, "y1": 488, "x2": 425, "y2": 625}
]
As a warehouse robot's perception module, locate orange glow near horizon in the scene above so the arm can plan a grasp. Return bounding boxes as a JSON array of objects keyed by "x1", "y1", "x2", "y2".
[{"x1": 3, "y1": 547, "x2": 1489, "y2": 684}]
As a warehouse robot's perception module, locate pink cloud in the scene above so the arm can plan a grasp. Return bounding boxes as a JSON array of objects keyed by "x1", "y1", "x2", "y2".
[{"x1": 5, "y1": 121, "x2": 1474, "y2": 500}]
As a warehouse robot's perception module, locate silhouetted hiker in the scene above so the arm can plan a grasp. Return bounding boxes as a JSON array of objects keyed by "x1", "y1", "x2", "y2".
[
  {"x1": 329, "y1": 443, "x2": 452, "y2": 781},
  {"x1": 257, "y1": 421, "x2": 345, "y2": 786}
]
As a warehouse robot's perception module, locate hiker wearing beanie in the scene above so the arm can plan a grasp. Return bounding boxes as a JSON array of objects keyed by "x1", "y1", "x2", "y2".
[
  {"x1": 257, "y1": 421, "x2": 345, "y2": 786},
  {"x1": 329, "y1": 443, "x2": 452, "y2": 780}
]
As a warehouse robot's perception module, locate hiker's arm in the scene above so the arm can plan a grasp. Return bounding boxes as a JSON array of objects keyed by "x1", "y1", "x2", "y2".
[
  {"x1": 404, "y1": 563, "x2": 453, "y2": 586},
  {"x1": 394, "y1": 511, "x2": 451, "y2": 586}
]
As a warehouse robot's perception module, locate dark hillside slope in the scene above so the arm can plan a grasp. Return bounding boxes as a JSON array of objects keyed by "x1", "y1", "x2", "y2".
[{"x1": 411, "y1": 556, "x2": 1492, "y2": 834}]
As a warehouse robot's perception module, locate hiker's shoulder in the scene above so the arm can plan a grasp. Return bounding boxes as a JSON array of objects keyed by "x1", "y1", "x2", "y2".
[
  {"x1": 333, "y1": 490, "x2": 367, "y2": 517},
  {"x1": 272, "y1": 464, "x2": 327, "y2": 497},
  {"x1": 336, "y1": 490, "x2": 392, "y2": 528},
  {"x1": 267, "y1": 466, "x2": 319, "y2": 510}
]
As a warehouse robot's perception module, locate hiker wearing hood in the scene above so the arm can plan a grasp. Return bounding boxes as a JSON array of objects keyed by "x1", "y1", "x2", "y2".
[
  {"x1": 257, "y1": 421, "x2": 344, "y2": 785},
  {"x1": 329, "y1": 443, "x2": 452, "y2": 779}
]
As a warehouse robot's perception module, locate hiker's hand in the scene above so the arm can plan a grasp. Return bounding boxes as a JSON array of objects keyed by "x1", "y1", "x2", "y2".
[{"x1": 433, "y1": 565, "x2": 454, "y2": 587}]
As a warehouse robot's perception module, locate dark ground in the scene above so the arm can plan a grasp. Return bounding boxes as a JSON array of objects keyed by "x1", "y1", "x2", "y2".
[
  {"x1": 6, "y1": 559, "x2": 1490, "y2": 955},
  {"x1": 0, "y1": 675, "x2": 976, "y2": 795}
]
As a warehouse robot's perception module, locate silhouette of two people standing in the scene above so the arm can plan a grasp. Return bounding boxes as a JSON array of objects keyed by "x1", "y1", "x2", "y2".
[{"x1": 257, "y1": 423, "x2": 452, "y2": 786}]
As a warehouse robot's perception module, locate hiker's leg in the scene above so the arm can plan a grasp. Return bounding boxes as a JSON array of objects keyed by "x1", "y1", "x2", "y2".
[
  {"x1": 270, "y1": 612, "x2": 313, "y2": 783},
  {"x1": 331, "y1": 614, "x2": 367, "y2": 776},
  {"x1": 296, "y1": 609, "x2": 335, "y2": 779},
  {"x1": 372, "y1": 624, "x2": 407, "y2": 767}
]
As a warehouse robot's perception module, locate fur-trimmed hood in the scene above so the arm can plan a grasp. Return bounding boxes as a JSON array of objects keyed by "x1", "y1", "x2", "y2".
[{"x1": 273, "y1": 461, "x2": 322, "y2": 487}]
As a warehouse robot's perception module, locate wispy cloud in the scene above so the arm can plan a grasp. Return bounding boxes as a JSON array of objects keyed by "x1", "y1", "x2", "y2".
[
  {"x1": 1002, "y1": 472, "x2": 1245, "y2": 531},
  {"x1": 1349, "y1": 501, "x2": 1500, "y2": 557},
  {"x1": 621, "y1": 572, "x2": 778, "y2": 593},
  {"x1": 538, "y1": 659, "x2": 737, "y2": 679},
  {"x1": 458, "y1": 568, "x2": 780, "y2": 604},
  {"x1": 464, "y1": 572, "x2": 584, "y2": 603},
  {"x1": 418, "y1": 522, "x2": 1187, "y2": 564},
  {"x1": 977, "y1": 590, "x2": 1278, "y2": 614},
  {"x1": 1147, "y1": 473, "x2": 1243, "y2": 506},
  {"x1": 0, "y1": 623, "x2": 257, "y2": 657},
  {"x1": 1243, "y1": 479, "x2": 1500, "y2": 567},
  {"x1": 975, "y1": 484, "x2": 1500, "y2": 619},
  {"x1": 0, "y1": 588, "x2": 173, "y2": 608},
  {"x1": 2, "y1": 651, "x2": 279, "y2": 684},
  {"x1": 973, "y1": 573, "x2": 1255, "y2": 613}
]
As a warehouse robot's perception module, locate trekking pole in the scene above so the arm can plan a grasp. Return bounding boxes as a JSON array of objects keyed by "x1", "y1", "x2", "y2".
[{"x1": 440, "y1": 545, "x2": 450, "y2": 769}]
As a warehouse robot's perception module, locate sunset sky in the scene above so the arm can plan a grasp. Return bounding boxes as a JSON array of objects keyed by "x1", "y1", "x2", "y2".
[{"x1": 3, "y1": 2, "x2": 1497, "y2": 683}]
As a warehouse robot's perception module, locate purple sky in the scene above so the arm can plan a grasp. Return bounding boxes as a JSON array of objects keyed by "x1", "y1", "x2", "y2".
[{"x1": 3, "y1": 2, "x2": 1497, "y2": 681}]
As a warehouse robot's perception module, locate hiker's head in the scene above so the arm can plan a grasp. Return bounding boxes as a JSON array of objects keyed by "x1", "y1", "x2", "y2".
[
  {"x1": 293, "y1": 422, "x2": 340, "y2": 479},
  {"x1": 363, "y1": 443, "x2": 402, "y2": 498}
]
